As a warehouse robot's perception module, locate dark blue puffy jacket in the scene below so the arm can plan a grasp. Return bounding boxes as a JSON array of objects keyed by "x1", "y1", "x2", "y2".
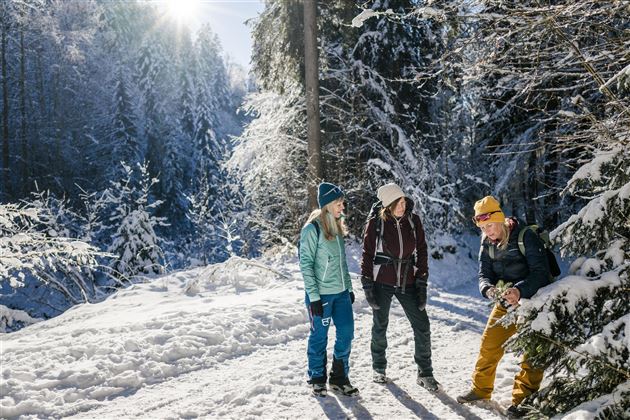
[{"x1": 478, "y1": 218, "x2": 551, "y2": 299}]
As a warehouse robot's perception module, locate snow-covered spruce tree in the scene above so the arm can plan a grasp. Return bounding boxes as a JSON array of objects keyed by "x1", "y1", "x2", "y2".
[
  {"x1": 192, "y1": 25, "x2": 224, "y2": 191},
  {"x1": 105, "y1": 163, "x2": 166, "y2": 280},
  {"x1": 135, "y1": 29, "x2": 190, "y2": 225},
  {"x1": 106, "y1": 66, "x2": 141, "y2": 179},
  {"x1": 0, "y1": 201, "x2": 104, "y2": 315},
  {"x1": 505, "y1": 134, "x2": 630, "y2": 415}
]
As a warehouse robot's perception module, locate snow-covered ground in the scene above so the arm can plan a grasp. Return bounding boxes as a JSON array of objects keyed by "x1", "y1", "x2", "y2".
[{"x1": 2, "y1": 242, "x2": 538, "y2": 419}]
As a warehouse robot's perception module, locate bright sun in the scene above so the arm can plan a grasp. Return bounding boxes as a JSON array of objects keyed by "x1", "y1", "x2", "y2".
[{"x1": 164, "y1": 0, "x2": 200, "y2": 23}]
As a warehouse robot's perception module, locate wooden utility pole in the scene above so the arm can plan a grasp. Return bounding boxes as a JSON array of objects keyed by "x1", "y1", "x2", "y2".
[{"x1": 303, "y1": 0, "x2": 322, "y2": 210}]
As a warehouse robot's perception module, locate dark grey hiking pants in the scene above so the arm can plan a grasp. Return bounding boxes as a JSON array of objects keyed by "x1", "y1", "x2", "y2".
[{"x1": 371, "y1": 282, "x2": 433, "y2": 377}]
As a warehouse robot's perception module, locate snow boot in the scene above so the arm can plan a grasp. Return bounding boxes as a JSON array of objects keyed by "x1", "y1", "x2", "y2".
[
  {"x1": 506, "y1": 405, "x2": 527, "y2": 419},
  {"x1": 329, "y1": 357, "x2": 359, "y2": 396},
  {"x1": 373, "y1": 370, "x2": 388, "y2": 384},
  {"x1": 329, "y1": 380, "x2": 360, "y2": 396},
  {"x1": 417, "y1": 374, "x2": 441, "y2": 392},
  {"x1": 308, "y1": 376, "x2": 327, "y2": 397},
  {"x1": 311, "y1": 383, "x2": 327, "y2": 397},
  {"x1": 456, "y1": 389, "x2": 488, "y2": 404}
]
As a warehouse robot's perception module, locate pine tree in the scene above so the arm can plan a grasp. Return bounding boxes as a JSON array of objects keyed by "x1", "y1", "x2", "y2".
[
  {"x1": 109, "y1": 208, "x2": 166, "y2": 278},
  {"x1": 108, "y1": 66, "x2": 141, "y2": 178},
  {"x1": 505, "y1": 121, "x2": 630, "y2": 417},
  {"x1": 106, "y1": 163, "x2": 166, "y2": 280}
]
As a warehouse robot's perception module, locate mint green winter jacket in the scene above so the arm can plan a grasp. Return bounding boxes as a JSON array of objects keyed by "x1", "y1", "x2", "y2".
[{"x1": 299, "y1": 218, "x2": 352, "y2": 302}]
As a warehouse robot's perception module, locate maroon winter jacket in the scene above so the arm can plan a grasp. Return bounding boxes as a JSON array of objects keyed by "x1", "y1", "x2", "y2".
[{"x1": 360, "y1": 202, "x2": 428, "y2": 287}]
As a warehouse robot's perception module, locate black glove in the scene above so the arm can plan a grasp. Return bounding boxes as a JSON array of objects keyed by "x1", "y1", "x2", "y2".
[
  {"x1": 350, "y1": 292, "x2": 355, "y2": 304},
  {"x1": 415, "y1": 273, "x2": 428, "y2": 311},
  {"x1": 361, "y1": 276, "x2": 380, "y2": 310},
  {"x1": 310, "y1": 300, "x2": 323, "y2": 317}
]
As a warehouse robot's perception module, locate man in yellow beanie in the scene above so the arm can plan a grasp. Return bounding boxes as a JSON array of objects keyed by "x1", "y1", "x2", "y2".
[{"x1": 457, "y1": 196, "x2": 551, "y2": 419}]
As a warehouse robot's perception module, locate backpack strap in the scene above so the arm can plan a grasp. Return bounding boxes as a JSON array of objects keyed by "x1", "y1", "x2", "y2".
[
  {"x1": 517, "y1": 224, "x2": 538, "y2": 256},
  {"x1": 298, "y1": 220, "x2": 321, "y2": 259},
  {"x1": 311, "y1": 220, "x2": 320, "y2": 241},
  {"x1": 407, "y1": 213, "x2": 417, "y2": 248},
  {"x1": 375, "y1": 217, "x2": 382, "y2": 250},
  {"x1": 488, "y1": 224, "x2": 538, "y2": 259}
]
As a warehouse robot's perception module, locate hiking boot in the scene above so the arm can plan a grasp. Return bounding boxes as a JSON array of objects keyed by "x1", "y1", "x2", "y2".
[
  {"x1": 506, "y1": 405, "x2": 527, "y2": 419},
  {"x1": 417, "y1": 375, "x2": 441, "y2": 391},
  {"x1": 329, "y1": 382, "x2": 360, "y2": 396},
  {"x1": 373, "y1": 370, "x2": 388, "y2": 383},
  {"x1": 311, "y1": 383, "x2": 327, "y2": 397},
  {"x1": 456, "y1": 389, "x2": 488, "y2": 404}
]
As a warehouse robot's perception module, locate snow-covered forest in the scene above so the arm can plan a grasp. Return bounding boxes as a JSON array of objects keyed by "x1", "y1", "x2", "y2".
[{"x1": 1, "y1": 0, "x2": 629, "y2": 418}]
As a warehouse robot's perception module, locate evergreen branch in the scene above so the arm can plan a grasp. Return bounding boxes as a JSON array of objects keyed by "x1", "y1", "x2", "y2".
[{"x1": 531, "y1": 331, "x2": 630, "y2": 380}]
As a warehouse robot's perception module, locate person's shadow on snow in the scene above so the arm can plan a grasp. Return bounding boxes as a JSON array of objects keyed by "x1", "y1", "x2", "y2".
[
  {"x1": 431, "y1": 390, "x2": 485, "y2": 420},
  {"x1": 385, "y1": 382, "x2": 484, "y2": 420},
  {"x1": 315, "y1": 393, "x2": 346, "y2": 419},
  {"x1": 385, "y1": 382, "x2": 438, "y2": 419},
  {"x1": 335, "y1": 394, "x2": 373, "y2": 420},
  {"x1": 315, "y1": 393, "x2": 373, "y2": 420}
]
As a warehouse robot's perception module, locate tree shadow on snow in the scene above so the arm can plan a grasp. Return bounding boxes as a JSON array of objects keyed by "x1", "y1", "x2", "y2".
[
  {"x1": 428, "y1": 312, "x2": 485, "y2": 335},
  {"x1": 429, "y1": 298, "x2": 489, "y2": 327}
]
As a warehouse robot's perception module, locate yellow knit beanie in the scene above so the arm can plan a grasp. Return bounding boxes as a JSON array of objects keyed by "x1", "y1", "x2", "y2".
[{"x1": 473, "y1": 196, "x2": 506, "y2": 226}]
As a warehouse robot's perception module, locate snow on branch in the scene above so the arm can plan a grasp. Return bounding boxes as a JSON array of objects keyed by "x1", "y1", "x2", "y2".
[
  {"x1": 0, "y1": 203, "x2": 107, "y2": 298},
  {"x1": 0, "y1": 305, "x2": 41, "y2": 333}
]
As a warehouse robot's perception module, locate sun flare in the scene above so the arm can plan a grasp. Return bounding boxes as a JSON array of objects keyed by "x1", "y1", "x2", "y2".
[{"x1": 163, "y1": 0, "x2": 200, "y2": 23}]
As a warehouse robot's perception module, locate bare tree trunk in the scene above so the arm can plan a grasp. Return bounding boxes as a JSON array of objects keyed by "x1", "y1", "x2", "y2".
[
  {"x1": 20, "y1": 26, "x2": 27, "y2": 195},
  {"x1": 1, "y1": 18, "x2": 10, "y2": 198},
  {"x1": 303, "y1": 0, "x2": 322, "y2": 210}
]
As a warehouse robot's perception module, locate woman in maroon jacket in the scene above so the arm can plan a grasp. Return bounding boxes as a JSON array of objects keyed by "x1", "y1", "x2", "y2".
[{"x1": 360, "y1": 183, "x2": 440, "y2": 391}]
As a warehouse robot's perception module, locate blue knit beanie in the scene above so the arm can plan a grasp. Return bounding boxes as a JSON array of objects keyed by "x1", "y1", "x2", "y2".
[{"x1": 317, "y1": 182, "x2": 344, "y2": 208}]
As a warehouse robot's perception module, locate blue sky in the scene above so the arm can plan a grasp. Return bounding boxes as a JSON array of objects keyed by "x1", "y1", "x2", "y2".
[{"x1": 193, "y1": 0, "x2": 265, "y2": 70}]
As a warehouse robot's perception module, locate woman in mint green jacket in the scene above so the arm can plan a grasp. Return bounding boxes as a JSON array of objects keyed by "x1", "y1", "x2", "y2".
[{"x1": 299, "y1": 182, "x2": 357, "y2": 397}]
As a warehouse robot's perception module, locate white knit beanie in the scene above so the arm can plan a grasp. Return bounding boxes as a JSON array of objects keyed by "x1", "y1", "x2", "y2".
[{"x1": 377, "y1": 183, "x2": 405, "y2": 207}]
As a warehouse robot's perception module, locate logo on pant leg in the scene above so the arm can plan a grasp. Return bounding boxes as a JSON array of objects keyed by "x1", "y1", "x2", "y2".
[{"x1": 321, "y1": 317, "x2": 332, "y2": 326}]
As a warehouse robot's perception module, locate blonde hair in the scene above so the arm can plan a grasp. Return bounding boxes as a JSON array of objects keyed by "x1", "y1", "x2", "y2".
[
  {"x1": 306, "y1": 198, "x2": 348, "y2": 240},
  {"x1": 482, "y1": 221, "x2": 510, "y2": 250},
  {"x1": 379, "y1": 197, "x2": 403, "y2": 221}
]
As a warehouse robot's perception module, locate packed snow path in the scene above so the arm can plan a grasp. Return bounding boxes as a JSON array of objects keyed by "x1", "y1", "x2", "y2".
[{"x1": 2, "y1": 248, "x2": 528, "y2": 419}]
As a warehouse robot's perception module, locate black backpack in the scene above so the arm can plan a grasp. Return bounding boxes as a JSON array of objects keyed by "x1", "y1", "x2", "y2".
[{"x1": 488, "y1": 224, "x2": 561, "y2": 278}]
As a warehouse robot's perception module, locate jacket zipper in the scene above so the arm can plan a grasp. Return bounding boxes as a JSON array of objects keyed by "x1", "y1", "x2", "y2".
[
  {"x1": 336, "y1": 236, "x2": 344, "y2": 289},
  {"x1": 322, "y1": 258, "x2": 330, "y2": 283},
  {"x1": 395, "y1": 218, "x2": 403, "y2": 287}
]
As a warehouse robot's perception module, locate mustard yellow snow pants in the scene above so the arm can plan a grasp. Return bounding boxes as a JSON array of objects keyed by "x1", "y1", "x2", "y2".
[{"x1": 472, "y1": 304, "x2": 544, "y2": 406}]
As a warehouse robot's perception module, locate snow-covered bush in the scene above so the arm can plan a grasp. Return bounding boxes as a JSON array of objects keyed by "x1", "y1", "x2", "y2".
[
  {"x1": 0, "y1": 305, "x2": 41, "y2": 333},
  {"x1": 0, "y1": 202, "x2": 105, "y2": 307}
]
